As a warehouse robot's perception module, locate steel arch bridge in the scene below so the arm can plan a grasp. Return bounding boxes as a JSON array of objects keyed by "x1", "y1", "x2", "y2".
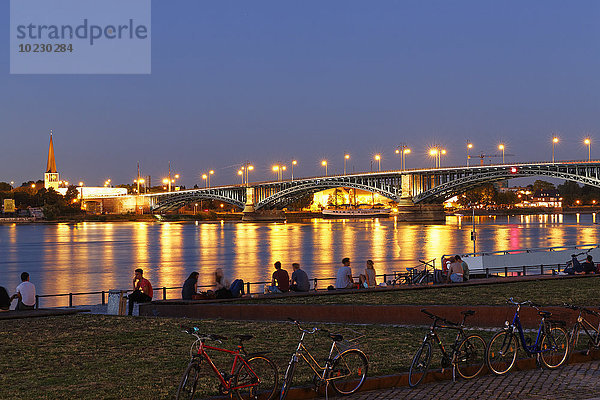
[{"x1": 145, "y1": 161, "x2": 600, "y2": 212}]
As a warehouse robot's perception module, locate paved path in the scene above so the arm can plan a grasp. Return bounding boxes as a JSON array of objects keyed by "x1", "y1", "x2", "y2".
[{"x1": 342, "y1": 361, "x2": 600, "y2": 400}]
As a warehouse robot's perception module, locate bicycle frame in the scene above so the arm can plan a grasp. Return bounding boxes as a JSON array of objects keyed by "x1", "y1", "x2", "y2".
[
  {"x1": 290, "y1": 330, "x2": 342, "y2": 382},
  {"x1": 194, "y1": 341, "x2": 259, "y2": 391},
  {"x1": 506, "y1": 304, "x2": 550, "y2": 355},
  {"x1": 571, "y1": 309, "x2": 600, "y2": 347}
]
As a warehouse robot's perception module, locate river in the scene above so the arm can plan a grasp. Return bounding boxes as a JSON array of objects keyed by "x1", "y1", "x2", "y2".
[{"x1": 1, "y1": 214, "x2": 599, "y2": 307}]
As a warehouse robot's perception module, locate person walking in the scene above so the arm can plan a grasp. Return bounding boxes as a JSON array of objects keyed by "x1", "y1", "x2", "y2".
[
  {"x1": 127, "y1": 268, "x2": 153, "y2": 315},
  {"x1": 289, "y1": 263, "x2": 310, "y2": 292},
  {"x1": 336, "y1": 258, "x2": 355, "y2": 289},
  {"x1": 11, "y1": 272, "x2": 36, "y2": 311}
]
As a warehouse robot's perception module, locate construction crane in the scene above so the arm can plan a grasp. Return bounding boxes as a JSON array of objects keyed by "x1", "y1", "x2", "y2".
[{"x1": 468, "y1": 153, "x2": 515, "y2": 166}]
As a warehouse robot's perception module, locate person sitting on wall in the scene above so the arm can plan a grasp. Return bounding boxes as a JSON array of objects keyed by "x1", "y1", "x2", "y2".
[
  {"x1": 182, "y1": 271, "x2": 201, "y2": 300},
  {"x1": 455, "y1": 255, "x2": 470, "y2": 281},
  {"x1": 127, "y1": 268, "x2": 153, "y2": 316},
  {"x1": 0, "y1": 286, "x2": 11, "y2": 311},
  {"x1": 214, "y1": 268, "x2": 245, "y2": 298},
  {"x1": 447, "y1": 257, "x2": 464, "y2": 283},
  {"x1": 265, "y1": 261, "x2": 290, "y2": 293},
  {"x1": 335, "y1": 258, "x2": 355, "y2": 289},
  {"x1": 289, "y1": 263, "x2": 310, "y2": 292},
  {"x1": 582, "y1": 255, "x2": 596, "y2": 274},
  {"x1": 10, "y1": 272, "x2": 36, "y2": 311}
]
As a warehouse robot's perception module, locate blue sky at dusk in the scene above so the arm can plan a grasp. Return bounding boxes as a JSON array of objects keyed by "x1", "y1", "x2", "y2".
[{"x1": 1, "y1": 1, "x2": 599, "y2": 187}]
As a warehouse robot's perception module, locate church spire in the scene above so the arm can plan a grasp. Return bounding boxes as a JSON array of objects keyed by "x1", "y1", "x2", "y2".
[{"x1": 46, "y1": 130, "x2": 57, "y2": 173}]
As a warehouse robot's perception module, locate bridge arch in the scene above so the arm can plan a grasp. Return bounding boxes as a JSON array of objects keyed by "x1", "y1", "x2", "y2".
[
  {"x1": 149, "y1": 188, "x2": 245, "y2": 212},
  {"x1": 413, "y1": 164, "x2": 600, "y2": 203},
  {"x1": 255, "y1": 178, "x2": 400, "y2": 210}
]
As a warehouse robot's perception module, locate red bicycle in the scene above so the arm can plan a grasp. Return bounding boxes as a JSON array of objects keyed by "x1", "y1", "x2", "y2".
[{"x1": 176, "y1": 327, "x2": 278, "y2": 400}]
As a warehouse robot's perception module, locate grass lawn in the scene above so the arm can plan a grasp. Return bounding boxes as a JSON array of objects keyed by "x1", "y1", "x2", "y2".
[
  {"x1": 1, "y1": 314, "x2": 476, "y2": 400},
  {"x1": 241, "y1": 276, "x2": 600, "y2": 306}
]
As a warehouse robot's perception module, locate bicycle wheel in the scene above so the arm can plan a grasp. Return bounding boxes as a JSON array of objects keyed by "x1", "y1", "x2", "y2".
[
  {"x1": 176, "y1": 359, "x2": 201, "y2": 400},
  {"x1": 455, "y1": 334, "x2": 486, "y2": 379},
  {"x1": 408, "y1": 340, "x2": 432, "y2": 388},
  {"x1": 486, "y1": 331, "x2": 518, "y2": 375},
  {"x1": 540, "y1": 326, "x2": 569, "y2": 369},
  {"x1": 233, "y1": 355, "x2": 279, "y2": 400},
  {"x1": 329, "y1": 349, "x2": 368, "y2": 395},
  {"x1": 279, "y1": 359, "x2": 296, "y2": 400}
]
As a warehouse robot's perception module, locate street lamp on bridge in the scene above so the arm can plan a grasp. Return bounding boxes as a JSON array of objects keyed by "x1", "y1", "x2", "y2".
[
  {"x1": 321, "y1": 160, "x2": 328, "y2": 176},
  {"x1": 344, "y1": 154, "x2": 350, "y2": 175},
  {"x1": 291, "y1": 160, "x2": 297, "y2": 181},
  {"x1": 498, "y1": 144, "x2": 505, "y2": 164},
  {"x1": 429, "y1": 146, "x2": 446, "y2": 168},
  {"x1": 552, "y1": 137, "x2": 559, "y2": 162},
  {"x1": 467, "y1": 142, "x2": 473, "y2": 167},
  {"x1": 202, "y1": 173, "x2": 208, "y2": 188},
  {"x1": 374, "y1": 154, "x2": 381, "y2": 171},
  {"x1": 585, "y1": 138, "x2": 591, "y2": 161},
  {"x1": 272, "y1": 164, "x2": 286, "y2": 181},
  {"x1": 238, "y1": 163, "x2": 254, "y2": 186},
  {"x1": 395, "y1": 145, "x2": 410, "y2": 170}
]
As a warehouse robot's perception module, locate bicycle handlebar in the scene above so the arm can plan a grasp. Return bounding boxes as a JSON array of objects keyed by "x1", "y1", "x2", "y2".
[
  {"x1": 183, "y1": 327, "x2": 227, "y2": 342},
  {"x1": 562, "y1": 303, "x2": 600, "y2": 317},
  {"x1": 287, "y1": 318, "x2": 318, "y2": 334},
  {"x1": 420, "y1": 309, "x2": 459, "y2": 326}
]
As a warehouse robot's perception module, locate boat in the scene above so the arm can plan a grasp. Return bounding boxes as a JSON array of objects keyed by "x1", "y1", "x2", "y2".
[{"x1": 322, "y1": 207, "x2": 391, "y2": 218}]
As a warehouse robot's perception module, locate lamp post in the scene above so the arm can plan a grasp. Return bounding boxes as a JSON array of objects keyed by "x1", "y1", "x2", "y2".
[
  {"x1": 208, "y1": 170, "x2": 214, "y2": 187},
  {"x1": 467, "y1": 142, "x2": 473, "y2": 167},
  {"x1": 498, "y1": 144, "x2": 505, "y2": 164},
  {"x1": 272, "y1": 165, "x2": 279, "y2": 181},
  {"x1": 552, "y1": 137, "x2": 559, "y2": 163},
  {"x1": 395, "y1": 145, "x2": 410, "y2": 170},
  {"x1": 440, "y1": 149, "x2": 446, "y2": 167},
  {"x1": 202, "y1": 173, "x2": 208, "y2": 188},
  {"x1": 585, "y1": 138, "x2": 591, "y2": 161},
  {"x1": 194, "y1": 203, "x2": 198, "y2": 214},
  {"x1": 291, "y1": 160, "x2": 297, "y2": 181},
  {"x1": 240, "y1": 162, "x2": 254, "y2": 186},
  {"x1": 429, "y1": 148, "x2": 439, "y2": 168},
  {"x1": 374, "y1": 154, "x2": 381, "y2": 171},
  {"x1": 344, "y1": 154, "x2": 350, "y2": 175},
  {"x1": 321, "y1": 160, "x2": 328, "y2": 176},
  {"x1": 78, "y1": 181, "x2": 84, "y2": 208}
]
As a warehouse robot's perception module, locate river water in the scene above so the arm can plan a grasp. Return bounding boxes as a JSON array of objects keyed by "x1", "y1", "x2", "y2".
[{"x1": 1, "y1": 214, "x2": 599, "y2": 307}]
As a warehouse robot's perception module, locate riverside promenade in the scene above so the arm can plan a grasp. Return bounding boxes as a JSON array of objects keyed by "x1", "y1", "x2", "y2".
[{"x1": 343, "y1": 360, "x2": 600, "y2": 400}]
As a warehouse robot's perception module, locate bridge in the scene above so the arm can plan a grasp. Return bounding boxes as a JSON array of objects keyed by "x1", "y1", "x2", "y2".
[{"x1": 144, "y1": 160, "x2": 600, "y2": 212}]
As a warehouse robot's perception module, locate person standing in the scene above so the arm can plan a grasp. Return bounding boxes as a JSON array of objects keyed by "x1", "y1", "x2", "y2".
[
  {"x1": 336, "y1": 258, "x2": 355, "y2": 289},
  {"x1": 11, "y1": 272, "x2": 36, "y2": 311},
  {"x1": 269, "y1": 261, "x2": 290, "y2": 293},
  {"x1": 128, "y1": 268, "x2": 153, "y2": 315},
  {"x1": 289, "y1": 263, "x2": 310, "y2": 292}
]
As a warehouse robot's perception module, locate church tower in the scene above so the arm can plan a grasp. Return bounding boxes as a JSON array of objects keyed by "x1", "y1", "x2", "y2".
[{"x1": 44, "y1": 131, "x2": 60, "y2": 190}]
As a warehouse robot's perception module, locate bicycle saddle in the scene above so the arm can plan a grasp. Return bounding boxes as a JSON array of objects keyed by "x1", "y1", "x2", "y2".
[
  {"x1": 539, "y1": 311, "x2": 552, "y2": 318},
  {"x1": 461, "y1": 310, "x2": 475, "y2": 316},
  {"x1": 328, "y1": 333, "x2": 344, "y2": 342},
  {"x1": 235, "y1": 334, "x2": 253, "y2": 342}
]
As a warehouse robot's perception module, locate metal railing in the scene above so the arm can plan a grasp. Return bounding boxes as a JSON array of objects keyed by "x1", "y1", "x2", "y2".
[{"x1": 33, "y1": 260, "x2": 574, "y2": 308}]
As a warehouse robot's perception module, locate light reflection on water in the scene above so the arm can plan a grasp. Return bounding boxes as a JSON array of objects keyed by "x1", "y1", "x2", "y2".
[{"x1": 0, "y1": 215, "x2": 599, "y2": 307}]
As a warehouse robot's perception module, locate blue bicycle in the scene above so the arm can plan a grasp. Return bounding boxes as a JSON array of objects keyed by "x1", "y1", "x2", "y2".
[{"x1": 486, "y1": 298, "x2": 569, "y2": 375}]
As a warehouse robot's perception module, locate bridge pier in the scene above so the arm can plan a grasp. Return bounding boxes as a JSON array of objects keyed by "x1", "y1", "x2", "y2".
[
  {"x1": 396, "y1": 202, "x2": 446, "y2": 222},
  {"x1": 242, "y1": 187, "x2": 286, "y2": 221}
]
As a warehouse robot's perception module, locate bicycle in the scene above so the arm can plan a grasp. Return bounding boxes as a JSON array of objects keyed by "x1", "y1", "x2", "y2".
[
  {"x1": 486, "y1": 298, "x2": 569, "y2": 375},
  {"x1": 562, "y1": 303, "x2": 600, "y2": 358},
  {"x1": 176, "y1": 327, "x2": 278, "y2": 400},
  {"x1": 280, "y1": 319, "x2": 368, "y2": 399},
  {"x1": 408, "y1": 309, "x2": 486, "y2": 388}
]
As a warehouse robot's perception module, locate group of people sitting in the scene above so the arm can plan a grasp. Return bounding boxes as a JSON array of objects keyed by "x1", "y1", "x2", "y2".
[
  {"x1": 444, "y1": 255, "x2": 470, "y2": 283},
  {"x1": 264, "y1": 262, "x2": 310, "y2": 293},
  {"x1": 335, "y1": 258, "x2": 378, "y2": 289},
  {"x1": 564, "y1": 254, "x2": 598, "y2": 275},
  {"x1": 0, "y1": 272, "x2": 37, "y2": 312},
  {"x1": 182, "y1": 268, "x2": 245, "y2": 300}
]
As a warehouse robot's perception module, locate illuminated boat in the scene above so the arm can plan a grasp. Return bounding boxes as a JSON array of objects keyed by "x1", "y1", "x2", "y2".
[{"x1": 322, "y1": 207, "x2": 391, "y2": 218}]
